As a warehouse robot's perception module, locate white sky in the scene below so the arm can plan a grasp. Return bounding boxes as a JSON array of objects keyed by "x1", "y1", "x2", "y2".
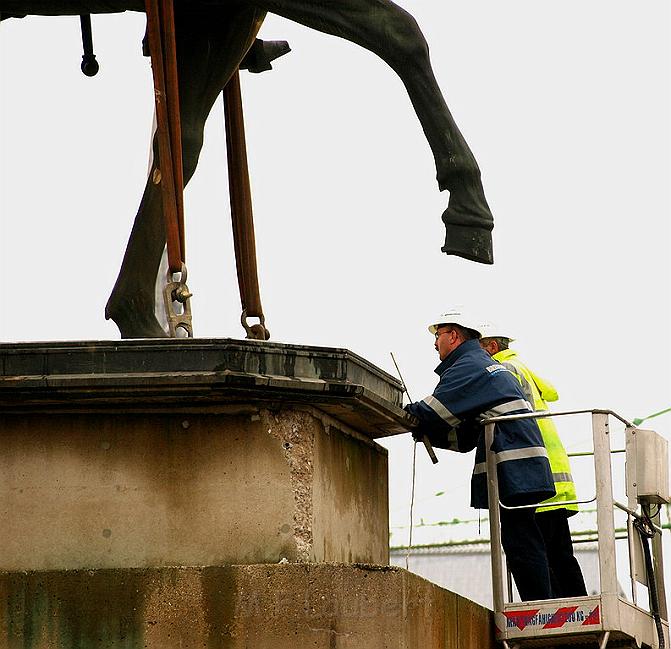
[{"x1": 1, "y1": 0, "x2": 670, "y2": 597}]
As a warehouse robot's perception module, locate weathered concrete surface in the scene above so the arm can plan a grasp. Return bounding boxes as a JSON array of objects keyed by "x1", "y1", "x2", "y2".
[
  {"x1": 0, "y1": 339, "x2": 409, "y2": 438},
  {"x1": 0, "y1": 408, "x2": 388, "y2": 571},
  {"x1": 0, "y1": 340, "x2": 416, "y2": 642},
  {"x1": 0, "y1": 564, "x2": 496, "y2": 649}
]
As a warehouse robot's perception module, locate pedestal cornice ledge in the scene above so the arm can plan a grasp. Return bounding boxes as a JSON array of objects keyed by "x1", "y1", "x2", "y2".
[{"x1": 0, "y1": 339, "x2": 412, "y2": 438}]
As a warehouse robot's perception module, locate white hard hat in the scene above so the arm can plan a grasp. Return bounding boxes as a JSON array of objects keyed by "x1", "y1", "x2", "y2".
[
  {"x1": 427, "y1": 308, "x2": 484, "y2": 337},
  {"x1": 478, "y1": 321, "x2": 515, "y2": 343}
]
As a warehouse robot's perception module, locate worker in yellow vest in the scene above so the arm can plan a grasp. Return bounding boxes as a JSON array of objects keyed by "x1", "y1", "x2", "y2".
[{"x1": 479, "y1": 324, "x2": 587, "y2": 598}]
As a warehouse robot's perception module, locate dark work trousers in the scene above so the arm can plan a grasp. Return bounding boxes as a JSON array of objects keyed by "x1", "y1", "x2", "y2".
[
  {"x1": 499, "y1": 506, "x2": 553, "y2": 601},
  {"x1": 536, "y1": 508, "x2": 588, "y2": 598}
]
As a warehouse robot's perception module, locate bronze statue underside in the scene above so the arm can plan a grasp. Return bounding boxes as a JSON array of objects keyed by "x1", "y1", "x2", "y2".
[{"x1": 4, "y1": 0, "x2": 495, "y2": 338}]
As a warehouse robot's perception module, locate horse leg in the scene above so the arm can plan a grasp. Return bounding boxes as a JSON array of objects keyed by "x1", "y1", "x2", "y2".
[
  {"x1": 105, "y1": 5, "x2": 265, "y2": 338},
  {"x1": 254, "y1": 0, "x2": 494, "y2": 263}
]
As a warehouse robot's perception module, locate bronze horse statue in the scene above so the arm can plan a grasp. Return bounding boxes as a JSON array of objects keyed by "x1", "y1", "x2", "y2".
[{"x1": 2, "y1": 0, "x2": 494, "y2": 339}]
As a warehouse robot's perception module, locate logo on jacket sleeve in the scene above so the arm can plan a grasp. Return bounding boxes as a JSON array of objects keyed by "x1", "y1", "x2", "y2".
[{"x1": 485, "y1": 364, "x2": 509, "y2": 375}]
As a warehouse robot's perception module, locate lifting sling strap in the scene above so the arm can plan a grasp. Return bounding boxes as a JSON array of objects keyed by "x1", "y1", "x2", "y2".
[
  {"x1": 104, "y1": 4, "x2": 274, "y2": 339},
  {"x1": 143, "y1": 0, "x2": 192, "y2": 336},
  {"x1": 223, "y1": 71, "x2": 269, "y2": 340},
  {"x1": 144, "y1": 0, "x2": 185, "y2": 274}
]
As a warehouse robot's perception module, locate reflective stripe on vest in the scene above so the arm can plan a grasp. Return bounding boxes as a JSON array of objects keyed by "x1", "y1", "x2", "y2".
[
  {"x1": 473, "y1": 445, "x2": 549, "y2": 475},
  {"x1": 423, "y1": 395, "x2": 460, "y2": 427},
  {"x1": 480, "y1": 398, "x2": 533, "y2": 420}
]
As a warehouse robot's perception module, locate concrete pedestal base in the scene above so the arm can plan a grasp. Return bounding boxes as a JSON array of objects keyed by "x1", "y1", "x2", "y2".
[
  {"x1": 0, "y1": 408, "x2": 388, "y2": 569},
  {"x1": 0, "y1": 564, "x2": 496, "y2": 649},
  {"x1": 0, "y1": 340, "x2": 492, "y2": 649},
  {"x1": 0, "y1": 340, "x2": 407, "y2": 570}
]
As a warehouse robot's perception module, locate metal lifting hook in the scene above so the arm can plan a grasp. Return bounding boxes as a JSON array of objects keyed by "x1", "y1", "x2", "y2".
[
  {"x1": 241, "y1": 310, "x2": 270, "y2": 341},
  {"x1": 163, "y1": 263, "x2": 193, "y2": 337}
]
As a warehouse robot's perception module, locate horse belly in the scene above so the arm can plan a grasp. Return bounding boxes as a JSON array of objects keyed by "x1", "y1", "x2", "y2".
[{"x1": 4, "y1": 0, "x2": 143, "y2": 16}]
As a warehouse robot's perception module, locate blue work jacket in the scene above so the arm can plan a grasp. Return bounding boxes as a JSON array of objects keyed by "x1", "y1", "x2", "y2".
[{"x1": 405, "y1": 339, "x2": 555, "y2": 509}]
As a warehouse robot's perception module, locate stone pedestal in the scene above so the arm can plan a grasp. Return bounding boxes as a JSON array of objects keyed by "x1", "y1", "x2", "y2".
[
  {"x1": 0, "y1": 339, "x2": 496, "y2": 648},
  {"x1": 0, "y1": 339, "x2": 408, "y2": 570},
  {"x1": 0, "y1": 408, "x2": 390, "y2": 570}
]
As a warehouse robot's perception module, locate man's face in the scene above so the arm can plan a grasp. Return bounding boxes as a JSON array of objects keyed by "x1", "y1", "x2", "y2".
[
  {"x1": 434, "y1": 326, "x2": 460, "y2": 360},
  {"x1": 479, "y1": 337, "x2": 498, "y2": 357}
]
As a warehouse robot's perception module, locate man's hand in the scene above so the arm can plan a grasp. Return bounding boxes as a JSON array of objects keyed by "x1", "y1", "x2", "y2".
[
  {"x1": 402, "y1": 405, "x2": 439, "y2": 463},
  {"x1": 403, "y1": 404, "x2": 420, "y2": 434}
]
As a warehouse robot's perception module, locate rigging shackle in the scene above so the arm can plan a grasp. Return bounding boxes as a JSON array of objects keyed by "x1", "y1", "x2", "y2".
[
  {"x1": 163, "y1": 263, "x2": 193, "y2": 338},
  {"x1": 241, "y1": 310, "x2": 270, "y2": 341}
]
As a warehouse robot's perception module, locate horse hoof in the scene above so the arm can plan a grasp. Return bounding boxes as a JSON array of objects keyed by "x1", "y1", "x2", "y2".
[{"x1": 440, "y1": 220, "x2": 494, "y2": 265}]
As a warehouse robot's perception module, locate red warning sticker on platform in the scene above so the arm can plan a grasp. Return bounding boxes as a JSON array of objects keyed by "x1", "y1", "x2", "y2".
[
  {"x1": 503, "y1": 604, "x2": 600, "y2": 633},
  {"x1": 582, "y1": 605, "x2": 600, "y2": 625}
]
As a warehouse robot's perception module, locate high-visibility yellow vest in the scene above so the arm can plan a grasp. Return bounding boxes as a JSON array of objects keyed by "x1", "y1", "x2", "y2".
[{"x1": 492, "y1": 349, "x2": 578, "y2": 514}]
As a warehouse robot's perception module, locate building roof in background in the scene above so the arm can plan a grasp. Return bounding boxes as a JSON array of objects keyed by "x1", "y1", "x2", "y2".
[{"x1": 390, "y1": 542, "x2": 619, "y2": 609}]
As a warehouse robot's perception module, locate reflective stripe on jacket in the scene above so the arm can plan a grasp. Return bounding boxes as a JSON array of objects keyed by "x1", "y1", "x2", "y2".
[
  {"x1": 405, "y1": 340, "x2": 555, "y2": 509},
  {"x1": 492, "y1": 348, "x2": 578, "y2": 515}
]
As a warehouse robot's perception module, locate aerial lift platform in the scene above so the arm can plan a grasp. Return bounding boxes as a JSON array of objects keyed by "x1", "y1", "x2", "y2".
[{"x1": 484, "y1": 409, "x2": 669, "y2": 649}]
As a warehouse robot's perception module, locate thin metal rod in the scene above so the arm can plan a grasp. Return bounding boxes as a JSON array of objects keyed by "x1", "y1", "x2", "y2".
[
  {"x1": 599, "y1": 630, "x2": 610, "y2": 649},
  {"x1": 568, "y1": 448, "x2": 625, "y2": 457},
  {"x1": 390, "y1": 352, "x2": 413, "y2": 402},
  {"x1": 390, "y1": 352, "x2": 438, "y2": 464},
  {"x1": 483, "y1": 407, "x2": 633, "y2": 427},
  {"x1": 573, "y1": 534, "x2": 629, "y2": 544},
  {"x1": 406, "y1": 439, "x2": 417, "y2": 570}
]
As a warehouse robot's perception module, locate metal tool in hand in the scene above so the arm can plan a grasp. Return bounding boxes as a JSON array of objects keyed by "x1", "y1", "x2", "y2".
[{"x1": 390, "y1": 352, "x2": 438, "y2": 464}]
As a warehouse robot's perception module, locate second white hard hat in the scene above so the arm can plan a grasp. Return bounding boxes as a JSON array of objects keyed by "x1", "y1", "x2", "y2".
[
  {"x1": 478, "y1": 321, "x2": 515, "y2": 342},
  {"x1": 427, "y1": 308, "x2": 484, "y2": 337}
]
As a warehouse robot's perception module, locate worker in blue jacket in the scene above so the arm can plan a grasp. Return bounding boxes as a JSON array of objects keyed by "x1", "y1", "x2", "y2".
[{"x1": 404, "y1": 308, "x2": 556, "y2": 601}]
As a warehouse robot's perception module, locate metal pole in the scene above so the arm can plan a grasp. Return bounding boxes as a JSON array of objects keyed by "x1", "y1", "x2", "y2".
[
  {"x1": 651, "y1": 506, "x2": 669, "y2": 621},
  {"x1": 486, "y1": 422, "x2": 505, "y2": 613},
  {"x1": 598, "y1": 631, "x2": 610, "y2": 649},
  {"x1": 592, "y1": 413, "x2": 619, "y2": 617},
  {"x1": 627, "y1": 513, "x2": 638, "y2": 606}
]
